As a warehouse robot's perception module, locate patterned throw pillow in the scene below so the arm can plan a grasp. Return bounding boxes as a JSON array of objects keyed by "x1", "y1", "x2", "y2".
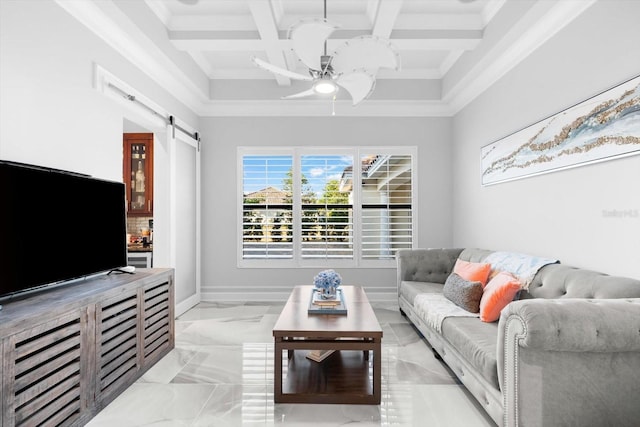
[{"x1": 443, "y1": 273, "x2": 484, "y2": 313}]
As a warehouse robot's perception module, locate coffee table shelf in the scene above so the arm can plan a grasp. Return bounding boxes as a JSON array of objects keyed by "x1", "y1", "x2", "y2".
[
  {"x1": 272, "y1": 286, "x2": 382, "y2": 404},
  {"x1": 281, "y1": 350, "x2": 373, "y2": 403}
]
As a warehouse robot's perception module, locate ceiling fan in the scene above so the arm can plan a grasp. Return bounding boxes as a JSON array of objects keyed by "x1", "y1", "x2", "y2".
[{"x1": 251, "y1": 0, "x2": 400, "y2": 106}]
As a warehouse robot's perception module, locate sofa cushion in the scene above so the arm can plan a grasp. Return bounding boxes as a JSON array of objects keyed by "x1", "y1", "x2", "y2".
[
  {"x1": 441, "y1": 317, "x2": 500, "y2": 390},
  {"x1": 524, "y1": 263, "x2": 640, "y2": 299},
  {"x1": 400, "y1": 281, "x2": 444, "y2": 304},
  {"x1": 480, "y1": 272, "x2": 522, "y2": 322},
  {"x1": 458, "y1": 248, "x2": 494, "y2": 264},
  {"x1": 453, "y1": 259, "x2": 492, "y2": 286},
  {"x1": 443, "y1": 273, "x2": 483, "y2": 313},
  {"x1": 397, "y1": 248, "x2": 463, "y2": 285}
]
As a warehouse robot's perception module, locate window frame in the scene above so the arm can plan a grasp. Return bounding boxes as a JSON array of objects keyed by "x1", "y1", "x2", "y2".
[{"x1": 237, "y1": 146, "x2": 418, "y2": 268}]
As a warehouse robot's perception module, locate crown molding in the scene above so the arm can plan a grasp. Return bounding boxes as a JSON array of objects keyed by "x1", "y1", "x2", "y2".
[
  {"x1": 54, "y1": 0, "x2": 208, "y2": 113},
  {"x1": 198, "y1": 99, "x2": 454, "y2": 117},
  {"x1": 443, "y1": 0, "x2": 597, "y2": 114}
]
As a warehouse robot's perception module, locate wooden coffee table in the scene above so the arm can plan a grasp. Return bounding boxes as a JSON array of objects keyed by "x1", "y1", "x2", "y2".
[{"x1": 272, "y1": 285, "x2": 383, "y2": 404}]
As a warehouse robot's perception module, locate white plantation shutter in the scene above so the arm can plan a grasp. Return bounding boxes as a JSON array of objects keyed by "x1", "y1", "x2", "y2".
[
  {"x1": 239, "y1": 148, "x2": 415, "y2": 265},
  {"x1": 360, "y1": 154, "x2": 413, "y2": 260},
  {"x1": 300, "y1": 155, "x2": 354, "y2": 259},
  {"x1": 242, "y1": 155, "x2": 293, "y2": 259}
]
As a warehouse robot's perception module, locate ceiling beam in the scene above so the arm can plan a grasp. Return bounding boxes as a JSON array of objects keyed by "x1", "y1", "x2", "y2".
[
  {"x1": 207, "y1": 67, "x2": 444, "y2": 80},
  {"x1": 170, "y1": 33, "x2": 481, "y2": 52},
  {"x1": 439, "y1": 50, "x2": 464, "y2": 76},
  {"x1": 394, "y1": 13, "x2": 483, "y2": 31},
  {"x1": 482, "y1": 0, "x2": 507, "y2": 27},
  {"x1": 162, "y1": 14, "x2": 487, "y2": 32},
  {"x1": 248, "y1": 0, "x2": 290, "y2": 86}
]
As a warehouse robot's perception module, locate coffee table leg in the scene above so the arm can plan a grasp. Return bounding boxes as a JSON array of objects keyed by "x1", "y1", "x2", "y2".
[
  {"x1": 286, "y1": 337, "x2": 294, "y2": 359},
  {"x1": 274, "y1": 338, "x2": 283, "y2": 402},
  {"x1": 373, "y1": 338, "x2": 381, "y2": 404}
]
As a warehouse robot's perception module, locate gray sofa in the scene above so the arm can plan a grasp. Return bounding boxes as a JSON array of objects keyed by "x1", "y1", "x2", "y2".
[{"x1": 396, "y1": 248, "x2": 640, "y2": 427}]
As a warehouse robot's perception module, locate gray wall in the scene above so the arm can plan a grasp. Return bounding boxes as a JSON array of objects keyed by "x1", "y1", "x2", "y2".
[
  {"x1": 200, "y1": 116, "x2": 453, "y2": 298},
  {"x1": 0, "y1": 0, "x2": 200, "y2": 306},
  {"x1": 4, "y1": 0, "x2": 639, "y2": 304},
  {"x1": 0, "y1": 0, "x2": 197, "y2": 178},
  {"x1": 452, "y1": 0, "x2": 640, "y2": 278}
]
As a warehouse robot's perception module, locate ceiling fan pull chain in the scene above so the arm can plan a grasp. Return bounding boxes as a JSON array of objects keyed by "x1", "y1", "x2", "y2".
[{"x1": 332, "y1": 94, "x2": 336, "y2": 116}]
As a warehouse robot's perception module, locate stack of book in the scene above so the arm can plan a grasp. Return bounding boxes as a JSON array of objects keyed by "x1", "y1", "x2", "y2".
[
  {"x1": 306, "y1": 349, "x2": 335, "y2": 362},
  {"x1": 307, "y1": 289, "x2": 347, "y2": 315},
  {"x1": 312, "y1": 292, "x2": 341, "y2": 307}
]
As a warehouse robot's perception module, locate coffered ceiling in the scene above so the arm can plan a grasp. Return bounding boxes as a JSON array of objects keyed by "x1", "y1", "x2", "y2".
[
  {"x1": 56, "y1": 0, "x2": 597, "y2": 116},
  {"x1": 150, "y1": 0, "x2": 491, "y2": 82}
]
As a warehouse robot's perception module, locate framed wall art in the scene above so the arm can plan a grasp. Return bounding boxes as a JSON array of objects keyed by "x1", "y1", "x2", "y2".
[{"x1": 481, "y1": 75, "x2": 640, "y2": 186}]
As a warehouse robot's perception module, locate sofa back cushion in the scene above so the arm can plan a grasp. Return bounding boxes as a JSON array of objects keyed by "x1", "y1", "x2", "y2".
[
  {"x1": 458, "y1": 248, "x2": 494, "y2": 264},
  {"x1": 396, "y1": 248, "x2": 464, "y2": 284},
  {"x1": 524, "y1": 264, "x2": 640, "y2": 299}
]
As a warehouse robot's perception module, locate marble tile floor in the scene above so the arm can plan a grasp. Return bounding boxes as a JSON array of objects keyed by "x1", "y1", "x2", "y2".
[{"x1": 87, "y1": 301, "x2": 496, "y2": 426}]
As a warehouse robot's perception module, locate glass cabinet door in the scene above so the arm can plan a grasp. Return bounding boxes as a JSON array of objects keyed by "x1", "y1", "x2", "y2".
[
  {"x1": 123, "y1": 134, "x2": 153, "y2": 216},
  {"x1": 130, "y1": 143, "x2": 147, "y2": 211}
]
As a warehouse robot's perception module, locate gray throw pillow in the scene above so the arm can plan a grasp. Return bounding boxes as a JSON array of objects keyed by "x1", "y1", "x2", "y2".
[{"x1": 443, "y1": 273, "x2": 483, "y2": 313}]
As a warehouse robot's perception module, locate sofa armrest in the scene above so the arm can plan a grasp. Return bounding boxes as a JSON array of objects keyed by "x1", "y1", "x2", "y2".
[
  {"x1": 396, "y1": 248, "x2": 463, "y2": 295},
  {"x1": 498, "y1": 298, "x2": 640, "y2": 427},
  {"x1": 500, "y1": 298, "x2": 640, "y2": 352}
]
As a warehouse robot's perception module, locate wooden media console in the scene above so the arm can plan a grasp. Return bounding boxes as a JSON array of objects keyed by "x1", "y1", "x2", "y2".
[{"x1": 0, "y1": 268, "x2": 174, "y2": 427}]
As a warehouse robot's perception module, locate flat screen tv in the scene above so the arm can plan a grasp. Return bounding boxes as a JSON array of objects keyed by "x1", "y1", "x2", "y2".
[{"x1": 0, "y1": 160, "x2": 127, "y2": 301}]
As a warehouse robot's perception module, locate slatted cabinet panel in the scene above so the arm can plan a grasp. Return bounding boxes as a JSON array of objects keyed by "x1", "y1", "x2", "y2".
[
  {"x1": 95, "y1": 290, "x2": 140, "y2": 403},
  {"x1": 0, "y1": 269, "x2": 174, "y2": 427},
  {"x1": 2, "y1": 310, "x2": 91, "y2": 427},
  {"x1": 143, "y1": 281, "x2": 173, "y2": 364}
]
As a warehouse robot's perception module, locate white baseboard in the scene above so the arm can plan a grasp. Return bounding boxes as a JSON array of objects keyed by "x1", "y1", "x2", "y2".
[
  {"x1": 200, "y1": 286, "x2": 397, "y2": 303},
  {"x1": 175, "y1": 293, "x2": 201, "y2": 317}
]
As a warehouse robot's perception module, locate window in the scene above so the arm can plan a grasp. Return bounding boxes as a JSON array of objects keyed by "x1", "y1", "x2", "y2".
[
  {"x1": 239, "y1": 148, "x2": 416, "y2": 267},
  {"x1": 300, "y1": 155, "x2": 354, "y2": 259},
  {"x1": 360, "y1": 154, "x2": 413, "y2": 260},
  {"x1": 242, "y1": 155, "x2": 293, "y2": 259}
]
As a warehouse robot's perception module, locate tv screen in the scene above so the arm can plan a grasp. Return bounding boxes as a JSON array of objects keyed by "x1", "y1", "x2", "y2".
[{"x1": 0, "y1": 161, "x2": 127, "y2": 300}]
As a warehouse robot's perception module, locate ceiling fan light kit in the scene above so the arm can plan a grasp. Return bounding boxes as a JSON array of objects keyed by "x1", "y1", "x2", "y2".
[
  {"x1": 313, "y1": 78, "x2": 338, "y2": 95},
  {"x1": 251, "y1": 2, "x2": 400, "y2": 108}
]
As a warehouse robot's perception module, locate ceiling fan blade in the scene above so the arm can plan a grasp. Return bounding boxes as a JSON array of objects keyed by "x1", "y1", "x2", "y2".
[
  {"x1": 251, "y1": 56, "x2": 313, "y2": 81},
  {"x1": 332, "y1": 36, "x2": 400, "y2": 74},
  {"x1": 282, "y1": 88, "x2": 318, "y2": 100},
  {"x1": 337, "y1": 71, "x2": 376, "y2": 106},
  {"x1": 289, "y1": 18, "x2": 338, "y2": 71}
]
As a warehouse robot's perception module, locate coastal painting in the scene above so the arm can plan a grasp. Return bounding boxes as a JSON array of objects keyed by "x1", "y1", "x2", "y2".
[{"x1": 481, "y1": 76, "x2": 640, "y2": 186}]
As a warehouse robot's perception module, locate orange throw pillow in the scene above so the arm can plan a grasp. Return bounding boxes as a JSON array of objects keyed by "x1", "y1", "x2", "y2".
[
  {"x1": 479, "y1": 272, "x2": 522, "y2": 322},
  {"x1": 453, "y1": 259, "x2": 492, "y2": 287}
]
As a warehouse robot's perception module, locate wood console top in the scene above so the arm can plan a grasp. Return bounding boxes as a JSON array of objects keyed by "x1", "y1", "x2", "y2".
[{"x1": 0, "y1": 268, "x2": 173, "y2": 336}]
